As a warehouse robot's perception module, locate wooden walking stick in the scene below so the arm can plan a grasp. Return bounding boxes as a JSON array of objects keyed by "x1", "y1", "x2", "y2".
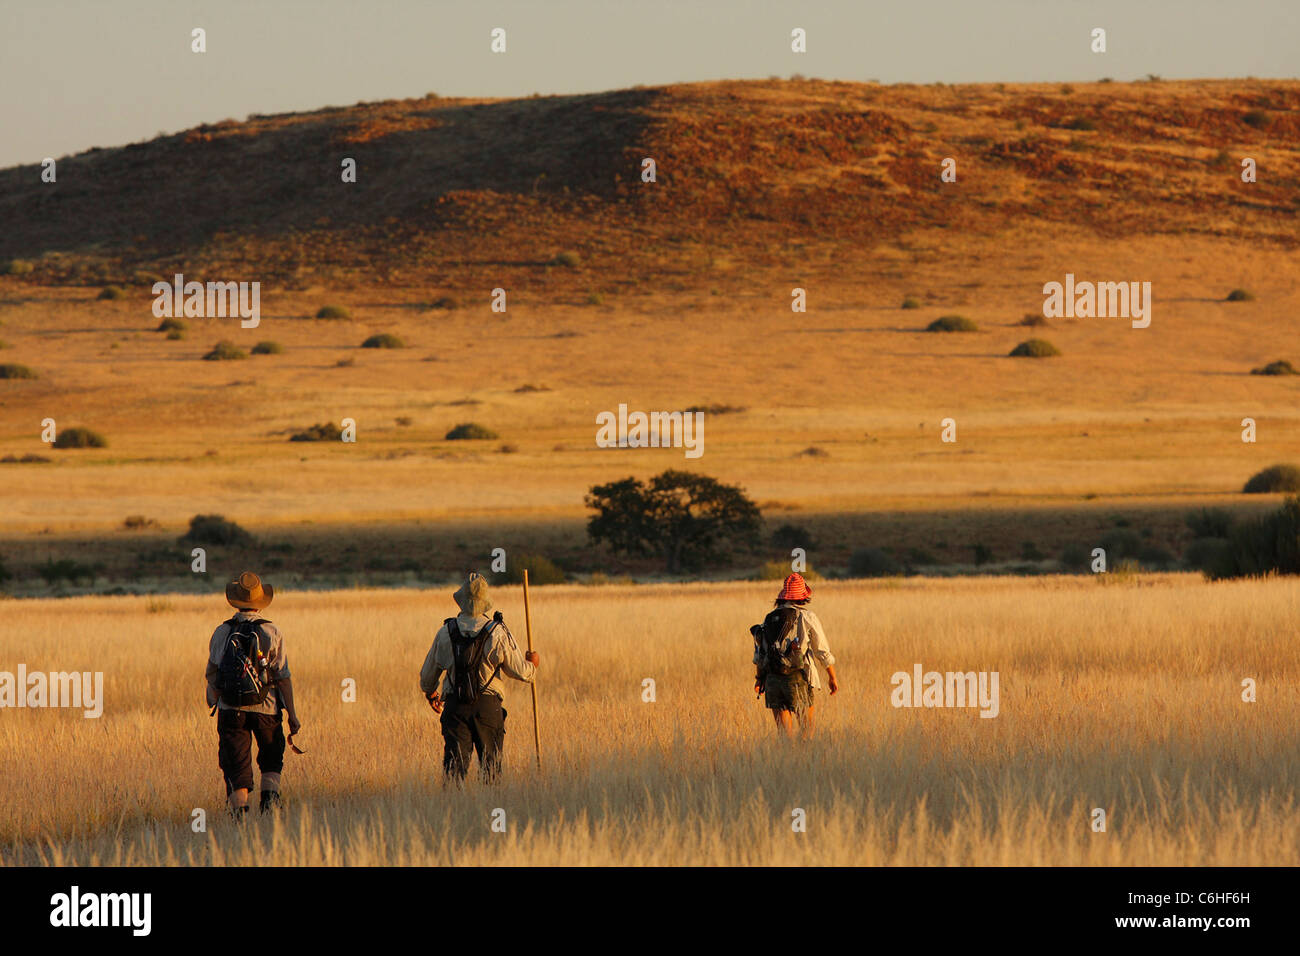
[{"x1": 522, "y1": 569, "x2": 542, "y2": 770}]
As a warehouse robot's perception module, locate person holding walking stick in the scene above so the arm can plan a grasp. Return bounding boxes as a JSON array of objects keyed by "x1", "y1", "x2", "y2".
[{"x1": 419, "y1": 571, "x2": 539, "y2": 783}]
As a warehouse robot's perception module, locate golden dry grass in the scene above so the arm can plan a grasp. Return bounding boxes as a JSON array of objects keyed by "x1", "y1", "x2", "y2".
[{"x1": 3, "y1": 573, "x2": 1297, "y2": 865}]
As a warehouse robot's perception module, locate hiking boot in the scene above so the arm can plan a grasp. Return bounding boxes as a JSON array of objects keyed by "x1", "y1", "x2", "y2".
[{"x1": 259, "y1": 790, "x2": 283, "y2": 814}]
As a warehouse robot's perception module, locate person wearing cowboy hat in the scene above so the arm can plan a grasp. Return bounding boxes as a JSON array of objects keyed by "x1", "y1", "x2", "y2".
[
  {"x1": 204, "y1": 571, "x2": 301, "y2": 819},
  {"x1": 752, "y1": 572, "x2": 839, "y2": 737},
  {"x1": 419, "y1": 571, "x2": 539, "y2": 783}
]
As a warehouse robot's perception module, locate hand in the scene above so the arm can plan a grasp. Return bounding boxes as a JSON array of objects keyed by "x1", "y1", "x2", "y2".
[
  {"x1": 427, "y1": 692, "x2": 443, "y2": 714},
  {"x1": 754, "y1": 682, "x2": 763, "y2": 696},
  {"x1": 525, "y1": 651, "x2": 539, "y2": 666},
  {"x1": 828, "y1": 676, "x2": 840, "y2": 696},
  {"x1": 288, "y1": 715, "x2": 302, "y2": 735}
]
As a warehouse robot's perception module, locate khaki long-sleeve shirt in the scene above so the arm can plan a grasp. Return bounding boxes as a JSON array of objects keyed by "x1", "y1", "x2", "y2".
[
  {"x1": 753, "y1": 603, "x2": 836, "y2": 689},
  {"x1": 419, "y1": 612, "x2": 535, "y2": 701},
  {"x1": 205, "y1": 611, "x2": 290, "y2": 715}
]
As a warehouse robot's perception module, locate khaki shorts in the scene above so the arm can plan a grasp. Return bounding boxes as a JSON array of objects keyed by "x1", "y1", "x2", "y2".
[{"x1": 764, "y1": 672, "x2": 813, "y2": 713}]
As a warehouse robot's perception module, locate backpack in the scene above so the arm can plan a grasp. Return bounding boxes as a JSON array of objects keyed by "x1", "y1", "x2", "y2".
[
  {"x1": 446, "y1": 612, "x2": 503, "y2": 703},
  {"x1": 756, "y1": 606, "x2": 806, "y2": 677},
  {"x1": 219, "y1": 617, "x2": 275, "y2": 708}
]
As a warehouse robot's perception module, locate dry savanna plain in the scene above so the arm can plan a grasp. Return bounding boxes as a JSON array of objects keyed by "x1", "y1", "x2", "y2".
[{"x1": 0, "y1": 78, "x2": 1298, "y2": 864}]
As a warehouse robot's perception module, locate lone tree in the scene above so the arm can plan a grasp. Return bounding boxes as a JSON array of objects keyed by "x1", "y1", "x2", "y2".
[{"x1": 585, "y1": 470, "x2": 762, "y2": 573}]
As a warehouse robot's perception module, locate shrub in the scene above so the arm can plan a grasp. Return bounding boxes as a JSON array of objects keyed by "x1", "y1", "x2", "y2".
[
  {"x1": 0, "y1": 555, "x2": 8, "y2": 584},
  {"x1": 1019, "y1": 313, "x2": 1049, "y2": 327},
  {"x1": 684, "y1": 403, "x2": 747, "y2": 415},
  {"x1": 1101, "y1": 529, "x2": 1143, "y2": 563},
  {"x1": 514, "y1": 384, "x2": 551, "y2": 393},
  {"x1": 1186, "y1": 507, "x2": 1235, "y2": 538},
  {"x1": 1225, "y1": 289, "x2": 1254, "y2": 302},
  {"x1": 770, "y1": 524, "x2": 817, "y2": 551},
  {"x1": 361, "y1": 333, "x2": 404, "y2": 349},
  {"x1": 1136, "y1": 545, "x2": 1176, "y2": 569},
  {"x1": 36, "y1": 559, "x2": 99, "y2": 586},
  {"x1": 1063, "y1": 116, "x2": 1097, "y2": 131},
  {"x1": 251, "y1": 340, "x2": 282, "y2": 355},
  {"x1": 1241, "y1": 109, "x2": 1270, "y2": 129},
  {"x1": 497, "y1": 443, "x2": 519, "y2": 454},
  {"x1": 584, "y1": 292, "x2": 604, "y2": 305},
  {"x1": 0, "y1": 260, "x2": 33, "y2": 276},
  {"x1": 0, "y1": 363, "x2": 37, "y2": 379},
  {"x1": 122, "y1": 515, "x2": 157, "y2": 530},
  {"x1": 203, "y1": 340, "x2": 247, "y2": 361},
  {"x1": 1185, "y1": 536, "x2": 1234, "y2": 576},
  {"x1": 1020, "y1": 541, "x2": 1045, "y2": 561},
  {"x1": 1059, "y1": 543, "x2": 1092, "y2": 572},
  {"x1": 166, "y1": 329, "x2": 186, "y2": 340},
  {"x1": 972, "y1": 543, "x2": 993, "y2": 566},
  {"x1": 445, "y1": 422, "x2": 498, "y2": 440},
  {"x1": 53, "y1": 427, "x2": 107, "y2": 449},
  {"x1": 97, "y1": 286, "x2": 126, "y2": 301},
  {"x1": 179, "y1": 513, "x2": 254, "y2": 546},
  {"x1": 157, "y1": 318, "x2": 187, "y2": 332},
  {"x1": 1010, "y1": 338, "x2": 1061, "y2": 357},
  {"x1": 429, "y1": 296, "x2": 459, "y2": 310},
  {"x1": 926, "y1": 315, "x2": 978, "y2": 332},
  {"x1": 290, "y1": 422, "x2": 343, "y2": 442},
  {"x1": 797, "y1": 446, "x2": 829, "y2": 458},
  {"x1": 395, "y1": 416, "x2": 413, "y2": 426},
  {"x1": 335, "y1": 357, "x2": 355, "y2": 367},
  {"x1": 1251, "y1": 360, "x2": 1296, "y2": 376},
  {"x1": 490, "y1": 553, "x2": 567, "y2": 585},
  {"x1": 316, "y1": 305, "x2": 351, "y2": 319},
  {"x1": 847, "y1": 547, "x2": 901, "y2": 578},
  {"x1": 550, "y1": 251, "x2": 581, "y2": 268},
  {"x1": 900, "y1": 296, "x2": 921, "y2": 310},
  {"x1": 1243, "y1": 464, "x2": 1300, "y2": 494},
  {"x1": 1205, "y1": 496, "x2": 1300, "y2": 579}
]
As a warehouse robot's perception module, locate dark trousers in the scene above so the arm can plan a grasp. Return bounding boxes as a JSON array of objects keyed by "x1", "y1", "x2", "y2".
[
  {"x1": 217, "y1": 709, "x2": 285, "y2": 794},
  {"x1": 440, "y1": 694, "x2": 506, "y2": 783}
]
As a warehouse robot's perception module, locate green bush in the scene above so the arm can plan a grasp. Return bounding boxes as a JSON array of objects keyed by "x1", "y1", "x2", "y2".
[
  {"x1": 429, "y1": 296, "x2": 459, "y2": 310},
  {"x1": 1010, "y1": 338, "x2": 1061, "y2": 357},
  {"x1": 361, "y1": 333, "x2": 404, "y2": 349},
  {"x1": 770, "y1": 524, "x2": 817, "y2": 551},
  {"x1": 0, "y1": 260, "x2": 33, "y2": 276},
  {"x1": 1251, "y1": 360, "x2": 1296, "y2": 376},
  {"x1": 203, "y1": 340, "x2": 247, "y2": 361},
  {"x1": 251, "y1": 341, "x2": 283, "y2": 355},
  {"x1": 1225, "y1": 289, "x2": 1254, "y2": 302},
  {"x1": 926, "y1": 315, "x2": 978, "y2": 332},
  {"x1": 0, "y1": 363, "x2": 37, "y2": 379},
  {"x1": 1204, "y1": 496, "x2": 1300, "y2": 579},
  {"x1": 847, "y1": 547, "x2": 901, "y2": 578},
  {"x1": 1019, "y1": 313, "x2": 1049, "y2": 327},
  {"x1": 53, "y1": 426, "x2": 107, "y2": 449},
  {"x1": 1184, "y1": 536, "x2": 1234, "y2": 576},
  {"x1": 36, "y1": 559, "x2": 99, "y2": 586},
  {"x1": 1243, "y1": 464, "x2": 1300, "y2": 494},
  {"x1": 1186, "y1": 507, "x2": 1235, "y2": 538},
  {"x1": 445, "y1": 422, "x2": 498, "y2": 440},
  {"x1": 490, "y1": 552, "x2": 567, "y2": 585},
  {"x1": 316, "y1": 305, "x2": 351, "y2": 319},
  {"x1": 179, "y1": 513, "x2": 254, "y2": 546},
  {"x1": 157, "y1": 318, "x2": 187, "y2": 332},
  {"x1": 550, "y1": 251, "x2": 581, "y2": 268},
  {"x1": 166, "y1": 329, "x2": 186, "y2": 340},
  {"x1": 289, "y1": 423, "x2": 343, "y2": 442},
  {"x1": 900, "y1": 296, "x2": 921, "y2": 310},
  {"x1": 97, "y1": 286, "x2": 126, "y2": 301},
  {"x1": 1059, "y1": 543, "x2": 1092, "y2": 572}
]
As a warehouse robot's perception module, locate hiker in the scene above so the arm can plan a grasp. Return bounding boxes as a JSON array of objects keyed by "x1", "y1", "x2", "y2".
[
  {"x1": 752, "y1": 572, "x2": 839, "y2": 737},
  {"x1": 419, "y1": 571, "x2": 538, "y2": 783},
  {"x1": 204, "y1": 571, "x2": 301, "y2": 820}
]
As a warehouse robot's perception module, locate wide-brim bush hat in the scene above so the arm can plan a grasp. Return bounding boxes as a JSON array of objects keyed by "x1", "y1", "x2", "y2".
[{"x1": 226, "y1": 570, "x2": 274, "y2": 610}]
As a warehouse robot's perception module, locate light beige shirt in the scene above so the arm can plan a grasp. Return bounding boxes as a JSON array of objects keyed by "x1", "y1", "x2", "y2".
[
  {"x1": 205, "y1": 611, "x2": 290, "y2": 715},
  {"x1": 753, "y1": 603, "x2": 836, "y2": 689},
  {"x1": 419, "y1": 612, "x2": 535, "y2": 701}
]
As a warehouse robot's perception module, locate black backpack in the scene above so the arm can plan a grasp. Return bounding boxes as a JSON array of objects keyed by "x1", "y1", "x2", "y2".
[
  {"x1": 446, "y1": 612, "x2": 503, "y2": 703},
  {"x1": 756, "y1": 606, "x2": 805, "y2": 677},
  {"x1": 219, "y1": 617, "x2": 274, "y2": 707}
]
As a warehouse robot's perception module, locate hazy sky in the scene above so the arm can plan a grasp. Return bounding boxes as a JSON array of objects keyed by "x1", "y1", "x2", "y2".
[{"x1": 2, "y1": 0, "x2": 1296, "y2": 169}]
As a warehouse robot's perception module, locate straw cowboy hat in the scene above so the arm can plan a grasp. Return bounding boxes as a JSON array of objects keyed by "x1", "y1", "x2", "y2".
[
  {"x1": 777, "y1": 572, "x2": 812, "y2": 602},
  {"x1": 453, "y1": 571, "x2": 493, "y2": 617},
  {"x1": 226, "y1": 570, "x2": 274, "y2": 610}
]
